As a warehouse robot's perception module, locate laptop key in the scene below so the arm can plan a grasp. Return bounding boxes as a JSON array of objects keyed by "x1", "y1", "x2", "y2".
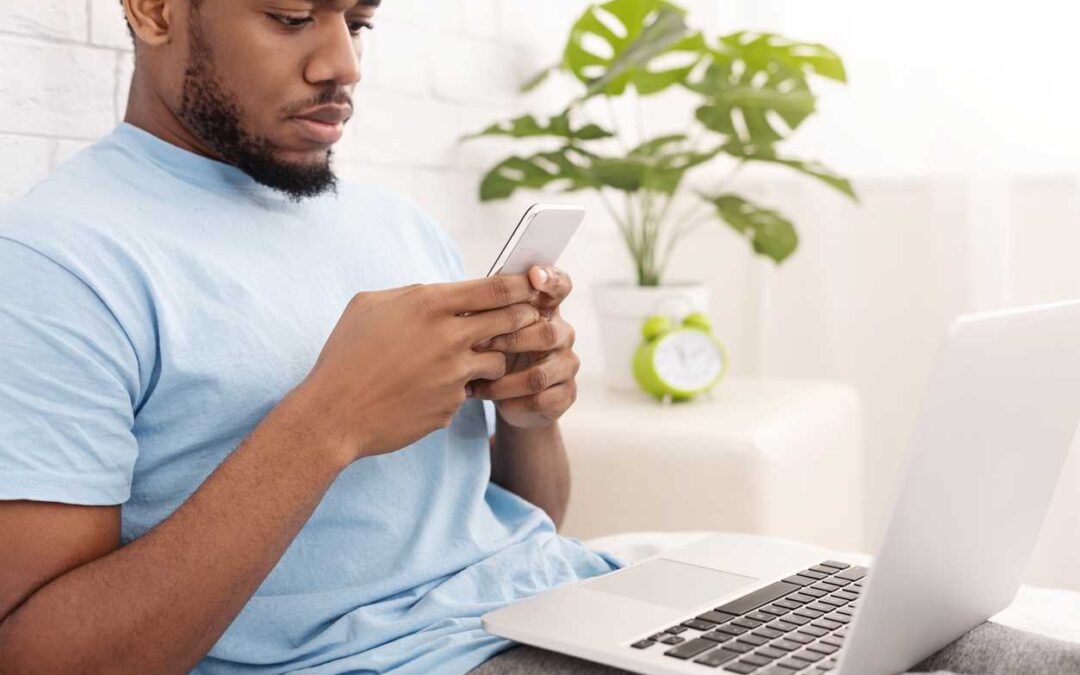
[
  {"x1": 821, "y1": 636, "x2": 844, "y2": 648},
  {"x1": 715, "y1": 624, "x2": 749, "y2": 637},
  {"x1": 746, "y1": 611, "x2": 775, "y2": 623},
  {"x1": 786, "y1": 632, "x2": 815, "y2": 645},
  {"x1": 834, "y1": 566, "x2": 868, "y2": 581},
  {"x1": 806, "y1": 642, "x2": 839, "y2": 655},
  {"x1": 667, "y1": 625, "x2": 688, "y2": 634},
  {"x1": 779, "y1": 657, "x2": 811, "y2": 670},
  {"x1": 739, "y1": 633, "x2": 769, "y2": 647},
  {"x1": 787, "y1": 593, "x2": 816, "y2": 604},
  {"x1": 700, "y1": 610, "x2": 739, "y2": 624},
  {"x1": 792, "y1": 649, "x2": 825, "y2": 663},
  {"x1": 808, "y1": 565, "x2": 842, "y2": 575},
  {"x1": 770, "y1": 638, "x2": 801, "y2": 652},
  {"x1": 660, "y1": 635, "x2": 686, "y2": 645},
  {"x1": 800, "y1": 588, "x2": 827, "y2": 599},
  {"x1": 740, "y1": 654, "x2": 772, "y2": 668},
  {"x1": 768, "y1": 619, "x2": 798, "y2": 632},
  {"x1": 812, "y1": 619, "x2": 842, "y2": 631},
  {"x1": 810, "y1": 582, "x2": 841, "y2": 593},
  {"x1": 752, "y1": 627, "x2": 784, "y2": 640},
  {"x1": 733, "y1": 618, "x2": 764, "y2": 630},
  {"x1": 793, "y1": 608, "x2": 823, "y2": 620},
  {"x1": 797, "y1": 569, "x2": 829, "y2": 580},
  {"x1": 664, "y1": 637, "x2": 718, "y2": 659},
  {"x1": 756, "y1": 646, "x2": 786, "y2": 660},
  {"x1": 798, "y1": 626, "x2": 829, "y2": 638},
  {"x1": 774, "y1": 599, "x2": 802, "y2": 610},
  {"x1": 782, "y1": 575, "x2": 817, "y2": 587},
  {"x1": 693, "y1": 648, "x2": 741, "y2": 667},
  {"x1": 818, "y1": 597, "x2": 846, "y2": 608},
  {"x1": 716, "y1": 581, "x2": 802, "y2": 616},
  {"x1": 631, "y1": 639, "x2": 654, "y2": 649},
  {"x1": 782, "y1": 613, "x2": 811, "y2": 626},
  {"x1": 684, "y1": 619, "x2": 719, "y2": 631},
  {"x1": 833, "y1": 590, "x2": 859, "y2": 602},
  {"x1": 819, "y1": 560, "x2": 850, "y2": 570},
  {"x1": 807, "y1": 602, "x2": 833, "y2": 613},
  {"x1": 703, "y1": 630, "x2": 733, "y2": 643},
  {"x1": 760, "y1": 605, "x2": 789, "y2": 617},
  {"x1": 722, "y1": 663, "x2": 759, "y2": 674},
  {"x1": 726, "y1": 640, "x2": 757, "y2": 654},
  {"x1": 824, "y1": 613, "x2": 850, "y2": 625}
]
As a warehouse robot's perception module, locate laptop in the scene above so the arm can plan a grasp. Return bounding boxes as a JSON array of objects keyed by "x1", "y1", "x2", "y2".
[{"x1": 482, "y1": 299, "x2": 1080, "y2": 674}]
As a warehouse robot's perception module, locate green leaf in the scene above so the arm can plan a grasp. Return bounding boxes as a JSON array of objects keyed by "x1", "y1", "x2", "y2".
[
  {"x1": 722, "y1": 140, "x2": 857, "y2": 201},
  {"x1": 629, "y1": 134, "x2": 688, "y2": 157},
  {"x1": 690, "y1": 31, "x2": 848, "y2": 145},
  {"x1": 479, "y1": 148, "x2": 598, "y2": 202},
  {"x1": 462, "y1": 111, "x2": 614, "y2": 142},
  {"x1": 588, "y1": 137, "x2": 721, "y2": 194},
  {"x1": 704, "y1": 193, "x2": 799, "y2": 263},
  {"x1": 562, "y1": 0, "x2": 706, "y2": 98}
]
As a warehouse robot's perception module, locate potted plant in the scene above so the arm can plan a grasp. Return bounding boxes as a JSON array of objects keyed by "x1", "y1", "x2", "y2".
[{"x1": 463, "y1": 0, "x2": 856, "y2": 391}]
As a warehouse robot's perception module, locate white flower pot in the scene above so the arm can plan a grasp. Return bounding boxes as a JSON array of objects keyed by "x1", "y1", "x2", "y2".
[{"x1": 592, "y1": 281, "x2": 712, "y2": 392}]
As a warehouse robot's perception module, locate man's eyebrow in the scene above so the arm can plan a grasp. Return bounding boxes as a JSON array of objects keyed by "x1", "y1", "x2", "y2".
[{"x1": 312, "y1": 0, "x2": 381, "y2": 7}]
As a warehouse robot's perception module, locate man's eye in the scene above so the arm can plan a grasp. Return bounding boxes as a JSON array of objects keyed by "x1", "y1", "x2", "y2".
[
  {"x1": 347, "y1": 20, "x2": 374, "y2": 35},
  {"x1": 267, "y1": 13, "x2": 313, "y2": 29}
]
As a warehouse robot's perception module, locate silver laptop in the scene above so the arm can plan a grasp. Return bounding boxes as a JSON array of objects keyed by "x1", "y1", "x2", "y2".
[{"x1": 482, "y1": 299, "x2": 1080, "y2": 674}]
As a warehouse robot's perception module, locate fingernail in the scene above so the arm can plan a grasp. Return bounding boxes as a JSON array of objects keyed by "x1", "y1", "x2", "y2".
[{"x1": 534, "y1": 268, "x2": 549, "y2": 285}]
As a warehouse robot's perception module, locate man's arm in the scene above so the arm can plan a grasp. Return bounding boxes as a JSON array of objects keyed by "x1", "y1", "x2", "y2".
[
  {"x1": 0, "y1": 389, "x2": 344, "y2": 675},
  {"x1": 0, "y1": 276, "x2": 542, "y2": 675},
  {"x1": 488, "y1": 417, "x2": 571, "y2": 529}
]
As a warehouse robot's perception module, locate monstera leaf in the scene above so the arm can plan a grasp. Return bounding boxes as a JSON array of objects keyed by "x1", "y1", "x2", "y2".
[
  {"x1": 704, "y1": 193, "x2": 798, "y2": 263},
  {"x1": 463, "y1": 111, "x2": 613, "y2": 142},
  {"x1": 562, "y1": 0, "x2": 706, "y2": 97},
  {"x1": 479, "y1": 147, "x2": 599, "y2": 201},
  {"x1": 722, "y1": 140, "x2": 857, "y2": 201},
  {"x1": 692, "y1": 32, "x2": 846, "y2": 145}
]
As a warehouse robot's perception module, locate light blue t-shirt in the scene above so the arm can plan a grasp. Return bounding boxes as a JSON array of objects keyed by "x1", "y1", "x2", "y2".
[{"x1": 0, "y1": 123, "x2": 621, "y2": 674}]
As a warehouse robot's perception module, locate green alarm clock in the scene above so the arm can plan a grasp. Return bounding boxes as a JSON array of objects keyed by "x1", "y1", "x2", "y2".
[{"x1": 632, "y1": 311, "x2": 728, "y2": 402}]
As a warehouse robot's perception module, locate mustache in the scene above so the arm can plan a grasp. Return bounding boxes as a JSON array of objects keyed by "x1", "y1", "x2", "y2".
[{"x1": 282, "y1": 88, "x2": 354, "y2": 116}]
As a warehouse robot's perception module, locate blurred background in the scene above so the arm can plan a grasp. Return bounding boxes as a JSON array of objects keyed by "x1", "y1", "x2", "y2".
[{"x1": 2, "y1": 0, "x2": 1078, "y2": 590}]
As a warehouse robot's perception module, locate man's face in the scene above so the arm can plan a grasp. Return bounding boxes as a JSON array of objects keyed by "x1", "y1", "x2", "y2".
[{"x1": 172, "y1": 0, "x2": 377, "y2": 200}]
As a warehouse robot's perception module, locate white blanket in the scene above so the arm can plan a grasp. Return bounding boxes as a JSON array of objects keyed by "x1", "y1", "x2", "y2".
[{"x1": 584, "y1": 531, "x2": 1080, "y2": 645}]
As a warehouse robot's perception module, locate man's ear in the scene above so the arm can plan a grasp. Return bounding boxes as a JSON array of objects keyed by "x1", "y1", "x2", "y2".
[{"x1": 124, "y1": 0, "x2": 177, "y2": 47}]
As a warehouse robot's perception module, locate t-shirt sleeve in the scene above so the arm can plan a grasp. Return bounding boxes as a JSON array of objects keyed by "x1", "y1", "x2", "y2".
[{"x1": 0, "y1": 237, "x2": 141, "y2": 505}]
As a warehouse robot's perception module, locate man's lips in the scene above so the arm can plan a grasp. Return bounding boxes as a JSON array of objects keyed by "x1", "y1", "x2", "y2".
[{"x1": 290, "y1": 104, "x2": 352, "y2": 145}]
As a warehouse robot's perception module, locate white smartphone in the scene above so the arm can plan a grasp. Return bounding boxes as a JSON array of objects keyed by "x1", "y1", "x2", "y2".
[{"x1": 486, "y1": 204, "x2": 585, "y2": 277}]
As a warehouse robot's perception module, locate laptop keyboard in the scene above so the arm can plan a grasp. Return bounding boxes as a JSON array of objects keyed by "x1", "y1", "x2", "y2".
[{"x1": 628, "y1": 560, "x2": 868, "y2": 673}]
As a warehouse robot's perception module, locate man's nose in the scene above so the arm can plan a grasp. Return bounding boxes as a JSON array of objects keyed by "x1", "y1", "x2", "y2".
[{"x1": 304, "y1": 19, "x2": 362, "y2": 87}]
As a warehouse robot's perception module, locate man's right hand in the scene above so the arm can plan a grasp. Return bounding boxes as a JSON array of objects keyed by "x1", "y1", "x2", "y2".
[{"x1": 296, "y1": 274, "x2": 542, "y2": 465}]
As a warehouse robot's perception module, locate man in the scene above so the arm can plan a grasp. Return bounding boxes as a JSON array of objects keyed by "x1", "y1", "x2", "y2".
[
  {"x1": 0, "y1": 0, "x2": 618, "y2": 673},
  {"x1": 1, "y1": 2, "x2": 1078, "y2": 674}
]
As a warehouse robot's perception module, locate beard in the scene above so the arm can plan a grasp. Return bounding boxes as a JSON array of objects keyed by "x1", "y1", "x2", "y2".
[{"x1": 176, "y1": 17, "x2": 338, "y2": 202}]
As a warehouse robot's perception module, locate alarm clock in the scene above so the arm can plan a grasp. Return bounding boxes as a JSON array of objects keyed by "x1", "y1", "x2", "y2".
[{"x1": 632, "y1": 311, "x2": 727, "y2": 402}]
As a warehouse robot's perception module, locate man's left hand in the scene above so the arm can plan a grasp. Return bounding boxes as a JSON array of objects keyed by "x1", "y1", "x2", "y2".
[{"x1": 468, "y1": 266, "x2": 579, "y2": 430}]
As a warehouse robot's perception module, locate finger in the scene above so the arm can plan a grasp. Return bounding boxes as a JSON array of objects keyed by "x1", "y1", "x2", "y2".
[
  {"x1": 469, "y1": 351, "x2": 579, "y2": 401},
  {"x1": 461, "y1": 302, "x2": 541, "y2": 345},
  {"x1": 481, "y1": 316, "x2": 574, "y2": 354},
  {"x1": 465, "y1": 351, "x2": 507, "y2": 383},
  {"x1": 494, "y1": 381, "x2": 577, "y2": 420},
  {"x1": 434, "y1": 274, "x2": 540, "y2": 315},
  {"x1": 528, "y1": 266, "x2": 573, "y2": 315}
]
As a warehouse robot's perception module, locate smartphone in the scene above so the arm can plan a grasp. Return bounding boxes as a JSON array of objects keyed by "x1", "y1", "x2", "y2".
[{"x1": 486, "y1": 204, "x2": 585, "y2": 277}]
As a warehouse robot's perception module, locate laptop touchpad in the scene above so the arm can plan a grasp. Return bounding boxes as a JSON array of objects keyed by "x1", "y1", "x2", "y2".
[{"x1": 586, "y1": 558, "x2": 758, "y2": 610}]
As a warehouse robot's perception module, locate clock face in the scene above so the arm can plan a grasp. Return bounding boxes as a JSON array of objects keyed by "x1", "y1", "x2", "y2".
[{"x1": 654, "y1": 331, "x2": 724, "y2": 392}]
